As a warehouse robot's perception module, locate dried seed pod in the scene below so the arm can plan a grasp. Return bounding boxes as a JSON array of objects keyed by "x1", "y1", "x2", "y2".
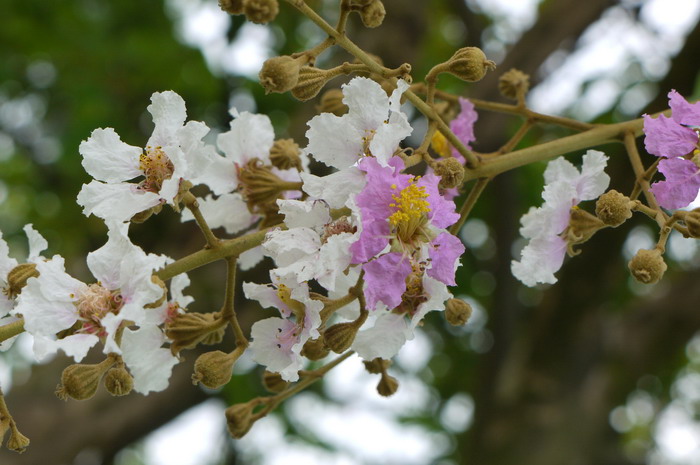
[
  {"x1": 498, "y1": 68, "x2": 530, "y2": 100},
  {"x1": 192, "y1": 351, "x2": 237, "y2": 389},
  {"x1": 433, "y1": 157, "x2": 465, "y2": 189},
  {"x1": 446, "y1": 47, "x2": 496, "y2": 82},
  {"x1": 243, "y1": 0, "x2": 279, "y2": 24},
  {"x1": 445, "y1": 298, "x2": 472, "y2": 326},
  {"x1": 595, "y1": 190, "x2": 633, "y2": 227},
  {"x1": 628, "y1": 248, "x2": 667, "y2": 284}
]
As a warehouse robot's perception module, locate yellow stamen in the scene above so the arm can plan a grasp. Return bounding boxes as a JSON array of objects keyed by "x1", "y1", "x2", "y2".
[{"x1": 430, "y1": 131, "x2": 451, "y2": 158}]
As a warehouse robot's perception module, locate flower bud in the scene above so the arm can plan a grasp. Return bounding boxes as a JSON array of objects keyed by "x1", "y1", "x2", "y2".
[
  {"x1": 359, "y1": 0, "x2": 386, "y2": 28},
  {"x1": 6, "y1": 425, "x2": 30, "y2": 454},
  {"x1": 323, "y1": 320, "x2": 361, "y2": 354},
  {"x1": 565, "y1": 207, "x2": 605, "y2": 255},
  {"x1": 4, "y1": 263, "x2": 39, "y2": 299},
  {"x1": 291, "y1": 67, "x2": 332, "y2": 102},
  {"x1": 225, "y1": 402, "x2": 256, "y2": 439},
  {"x1": 498, "y1": 68, "x2": 530, "y2": 100},
  {"x1": 445, "y1": 298, "x2": 472, "y2": 326},
  {"x1": 446, "y1": 47, "x2": 496, "y2": 82},
  {"x1": 377, "y1": 373, "x2": 399, "y2": 397},
  {"x1": 301, "y1": 337, "x2": 330, "y2": 361},
  {"x1": 130, "y1": 204, "x2": 163, "y2": 223},
  {"x1": 259, "y1": 55, "x2": 303, "y2": 94},
  {"x1": 243, "y1": 0, "x2": 279, "y2": 24},
  {"x1": 363, "y1": 357, "x2": 391, "y2": 375},
  {"x1": 262, "y1": 370, "x2": 289, "y2": 393},
  {"x1": 237, "y1": 158, "x2": 289, "y2": 211},
  {"x1": 219, "y1": 0, "x2": 244, "y2": 15},
  {"x1": 192, "y1": 350, "x2": 236, "y2": 389},
  {"x1": 56, "y1": 358, "x2": 115, "y2": 401},
  {"x1": 677, "y1": 208, "x2": 700, "y2": 238},
  {"x1": 317, "y1": 88, "x2": 348, "y2": 116},
  {"x1": 433, "y1": 157, "x2": 465, "y2": 189},
  {"x1": 595, "y1": 190, "x2": 633, "y2": 227},
  {"x1": 104, "y1": 364, "x2": 134, "y2": 397},
  {"x1": 628, "y1": 248, "x2": 667, "y2": 284},
  {"x1": 269, "y1": 138, "x2": 302, "y2": 171},
  {"x1": 165, "y1": 312, "x2": 226, "y2": 354}
]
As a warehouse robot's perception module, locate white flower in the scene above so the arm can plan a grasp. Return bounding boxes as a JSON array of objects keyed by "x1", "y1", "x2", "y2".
[
  {"x1": 263, "y1": 199, "x2": 358, "y2": 291},
  {"x1": 511, "y1": 150, "x2": 610, "y2": 287},
  {"x1": 305, "y1": 77, "x2": 412, "y2": 170},
  {"x1": 14, "y1": 222, "x2": 169, "y2": 361},
  {"x1": 77, "y1": 91, "x2": 220, "y2": 222},
  {"x1": 121, "y1": 326, "x2": 178, "y2": 394},
  {"x1": 244, "y1": 273, "x2": 323, "y2": 381}
]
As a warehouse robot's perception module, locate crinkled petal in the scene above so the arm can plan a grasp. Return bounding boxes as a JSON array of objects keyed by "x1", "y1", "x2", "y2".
[
  {"x1": 369, "y1": 109, "x2": 412, "y2": 166},
  {"x1": 250, "y1": 317, "x2": 303, "y2": 382},
  {"x1": 0, "y1": 231, "x2": 18, "y2": 280},
  {"x1": 239, "y1": 246, "x2": 265, "y2": 271},
  {"x1": 315, "y1": 233, "x2": 356, "y2": 292},
  {"x1": 576, "y1": 150, "x2": 610, "y2": 201},
  {"x1": 263, "y1": 228, "x2": 321, "y2": 283},
  {"x1": 643, "y1": 113, "x2": 697, "y2": 158},
  {"x1": 77, "y1": 181, "x2": 162, "y2": 222},
  {"x1": 650, "y1": 157, "x2": 700, "y2": 210},
  {"x1": 352, "y1": 312, "x2": 412, "y2": 360},
  {"x1": 427, "y1": 232, "x2": 465, "y2": 286},
  {"x1": 121, "y1": 326, "x2": 179, "y2": 394},
  {"x1": 511, "y1": 235, "x2": 567, "y2": 287},
  {"x1": 411, "y1": 276, "x2": 450, "y2": 328},
  {"x1": 278, "y1": 199, "x2": 331, "y2": 231},
  {"x1": 419, "y1": 172, "x2": 460, "y2": 229},
  {"x1": 23, "y1": 224, "x2": 48, "y2": 262},
  {"x1": 300, "y1": 167, "x2": 366, "y2": 209},
  {"x1": 181, "y1": 193, "x2": 255, "y2": 234},
  {"x1": 306, "y1": 112, "x2": 364, "y2": 169},
  {"x1": 450, "y1": 97, "x2": 478, "y2": 158},
  {"x1": 33, "y1": 334, "x2": 99, "y2": 362},
  {"x1": 343, "y1": 77, "x2": 390, "y2": 131},
  {"x1": 147, "y1": 91, "x2": 187, "y2": 147},
  {"x1": 217, "y1": 110, "x2": 274, "y2": 165},
  {"x1": 80, "y1": 128, "x2": 142, "y2": 183},
  {"x1": 350, "y1": 219, "x2": 390, "y2": 264},
  {"x1": 362, "y1": 252, "x2": 412, "y2": 310},
  {"x1": 669, "y1": 90, "x2": 700, "y2": 126}
]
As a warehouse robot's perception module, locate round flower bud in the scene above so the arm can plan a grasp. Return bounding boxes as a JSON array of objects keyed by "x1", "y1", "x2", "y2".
[
  {"x1": 363, "y1": 357, "x2": 391, "y2": 374},
  {"x1": 445, "y1": 298, "x2": 472, "y2": 326},
  {"x1": 259, "y1": 55, "x2": 303, "y2": 94},
  {"x1": 56, "y1": 358, "x2": 114, "y2": 401},
  {"x1": 498, "y1": 68, "x2": 530, "y2": 100},
  {"x1": 262, "y1": 370, "x2": 289, "y2": 393},
  {"x1": 595, "y1": 190, "x2": 633, "y2": 227},
  {"x1": 269, "y1": 138, "x2": 302, "y2": 171},
  {"x1": 301, "y1": 337, "x2": 330, "y2": 361},
  {"x1": 359, "y1": 0, "x2": 386, "y2": 28},
  {"x1": 317, "y1": 88, "x2": 348, "y2": 116},
  {"x1": 192, "y1": 351, "x2": 236, "y2": 389},
  {"x1": 5, "y1": 263, "x2": 39, "y2": 299},
  {"x1": 104, "y1": 364, "x2": 134, "y2": 397},
  {"x1": 433, "y1": 157, "x2": 465, "y2": 189},
  {"x1": 219, "y1": 0, "x2": 244, "y2": 15},
  {"x1": 377, "y1": 373, "x2": 399, "y2": 397},
  {"x1": 291, "y1": 67, "x2": 332, "y2": 102},
  {"x1": 678, "y1": 208, "x2": 700, "y2": 238},
  {"x1": 243, "y1": 0, "x2": 279, "y2": 24},
  {"x1": 628, "y1": 248, "x2": 667, "y2": 284},
  {"x1": 225, "y1": 402, "x2": 255, "y2": 439},
  {"x1": 447, "y1": 47, "x2": 496, "y2": 82},
  {"x1": 323, "y1": 321, "x2": 361, "y2": 354}
]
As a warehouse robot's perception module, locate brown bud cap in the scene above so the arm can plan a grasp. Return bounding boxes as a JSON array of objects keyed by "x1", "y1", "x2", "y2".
[
  {"x1": 269, "y1": 138, "x2": 302, "y2": 171},
  {"x1": 243, "y1": 0, "x2": 279, "y2": 24},
  {"x1": 377, "y1": 373, "x2": 399, "y2": 397},
  {"x1": 145, "y1": 275, "x2": 167, "y2": 309},
  {"x1": 433, "y1": 157, "x2": 465, "y2": 189},
  {"x1": 301, "y1": 337, "x2": 330, "y2": 361},
  {"x1": 56, "y1": 358, "x2": 114, "y2": 401},
  {"x1": 359, "y1": 0, "x2": 386, "y2": 28},
  {"x1": 165, "y1": 312, "x2": 226, "y2": 354},
  {"x1": 225, "y1": 402, "x2": 256, "y2": 439},
  {"x1": 628, "y1": 248, "x2": 667, "y2": 284},
  {"x1": 262, "y1": 370, "x2": 289, "y2": 393},
  {"x1": 219, "y1": 0, "x2": 244, "y2": 15},
  {"x1": 363, "y1": 357, "x2": 391, "y2": 374},
  {"x1": 4, "y1": 263, "x2": 39, "y2": 299},
  {"x1": 291, "y1": 67, "x2": 332, "y2": 102},
  {"x1": 323, "y1": 320, "x2": 362, "y2": 354},
  {"x1": 595, "y1": 190, "x2": 633, "y2": 227},
  {"x1": 445, "y1": 298, "x2": 472, "y2": 326},
  {"x1": 259, "y1": 56, "x2": 303, "y2": 94},
  {"x1": 565, "y1": 208, "x2": 606, "y2": 255},
  {"x1": 317, "y1": 88, "x2": 348, "y2": 116},
  {"x1": 104, "y1": 364, "x2": 134, "y2": 397},
  {"x1": 7, "y1": 425, "x2": 30, "y2": 453},
  {"x1": 677, "y1": 208, "x2": 700, "y2": 238},
  {"x1": 130, "y1": 203, "x2": 163, "y2": 224},
  {"x1": 192, "y1": 351, "x2": 236, "y2": 389},
  {"x1": 447, "y1": 47, "x2": 496, "y2": 82},
  {"x1": 498, "y1": 68, "x2": 530, "y2": 100}
]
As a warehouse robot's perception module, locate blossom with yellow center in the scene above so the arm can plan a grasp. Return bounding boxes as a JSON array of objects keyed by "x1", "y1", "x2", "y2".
[{"x1": 388, "y1": 179, "x2": 431, "y2": 243}]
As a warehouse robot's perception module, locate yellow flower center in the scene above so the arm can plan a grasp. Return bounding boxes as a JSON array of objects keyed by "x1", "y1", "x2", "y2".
[
  {"x1": 430, "y1": 130, "x2": 451, "y2": 158},
  {"x1": 388, "y1": 179, "x2": 431, "y2": 243},
  {"x1": 74, "y1": 283, "x2": 124, "y2": 325},
  {"x1": 138, "y1": 145, "x2": 174, "y2": 193}
]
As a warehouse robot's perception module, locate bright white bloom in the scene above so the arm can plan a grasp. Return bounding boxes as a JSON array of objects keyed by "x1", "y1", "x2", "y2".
[
  {"x1": 77, "y1": 91, "x2": 220, "y2": 222},
  {"x1": 14, "y1": 222, "x2": 169, "y2": 362},
  {"x1": 0, "y1": 224, "x2": 48, "y2": 350},
  {"x1": 300, "y1": 166, "x2": 367, "y2": 209},
  {"x1": 244, "y1": 273, "x2": 323, "y2": 382},
  {"x1": 511, "y1": 150, "x2": 610, "y2": 287},
  {"x1": 263, "y1": 199, "x2": 358, "y2": 291},
  {"x1": 121, "y1": 326, "x2": 178, "y2": 394},
  {"x1": 352, "y1": 275, "x2": 450, "y2": 360},
  {"x1": 305, "y1": 77, "x2": 412, "y2": 170}
]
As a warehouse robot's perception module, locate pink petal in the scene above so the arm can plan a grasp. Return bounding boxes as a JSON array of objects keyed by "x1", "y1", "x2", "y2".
[
  {"x1": 643, "y1": 114, "x2": 697, "y2": 158},
  {"x1": 650, "y1": 157, "x2": 700, "y2": 210},
  {"x1": 363, "y1": 253, "x2": 412, "y2": 310}
]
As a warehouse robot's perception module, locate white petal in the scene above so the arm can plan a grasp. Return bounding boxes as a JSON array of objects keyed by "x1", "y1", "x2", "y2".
[
  {"x1": 77, "y1": 181, "x2": 162, "y2": 222},
  {"x1": 147, "y1": 91, "x2": 187, "y2": 147},
  {"x1": 171, "y1": 273, "x2": 194, "y2": 308},
  {"x1": 300, "y1": 167, "x2": 366, "y2": 209},
  {"x1": 278, "y1": 199, "x2": 331, "y2": 230},
  {"x1": 217, "y1": 111, "x2": 274, "y2": 165},
  {"x1": 343, "y1": 77, "x2": 389, "y2": 130},
  {"x1": 239, "y1": 245, "x2": 265, "y2": 271},
  {"x1": 181, "y1": 193, "x2": 255, "y2": 234},
  {"x1": 315, "y1": 233, "x2": 355, "y2": 292},
  {"x1": 121, "y1": 326, "x2": 179, "y2": 394},
  {"x1": 352, "y1": 312, "x2": 412, "y2": 360},
  {"x1": 23, "y1": 224, "x2": 48, "y2": 262},
  {"x1": 369, "y1": 111, "x2": 412, "y2": 166},
  {"x1": 33, "y1": 334, "x2": 98, "y2": 362},
  {"x1": 80, "y1": 128, "x2": 142, "y2": 183},
  {"x1": 577, "y1": 150, "x2": 610, "y2": 201},
  {"x1": 543, "y1": 157, "x2": 579, "y2": 186},
  {"x1": 0, "y1": 231, "x2": 18, "y2": 282},
  {"x1": 305, "y1": 113, "x2": 364, "y2": 169}
]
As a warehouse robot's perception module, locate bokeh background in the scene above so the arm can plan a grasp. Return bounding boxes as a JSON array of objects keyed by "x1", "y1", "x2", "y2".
[{"x1": 2, "y1": 0, "x2": 700, "y2": 464}]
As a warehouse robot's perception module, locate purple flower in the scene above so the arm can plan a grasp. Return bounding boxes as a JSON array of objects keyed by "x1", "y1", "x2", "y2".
[
  {"x1": 649, "y1": 158, "x2": 700, "y2": 210},
  {"x1": 450, "y1": 97, "x2": 478, "y2": 163}
]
